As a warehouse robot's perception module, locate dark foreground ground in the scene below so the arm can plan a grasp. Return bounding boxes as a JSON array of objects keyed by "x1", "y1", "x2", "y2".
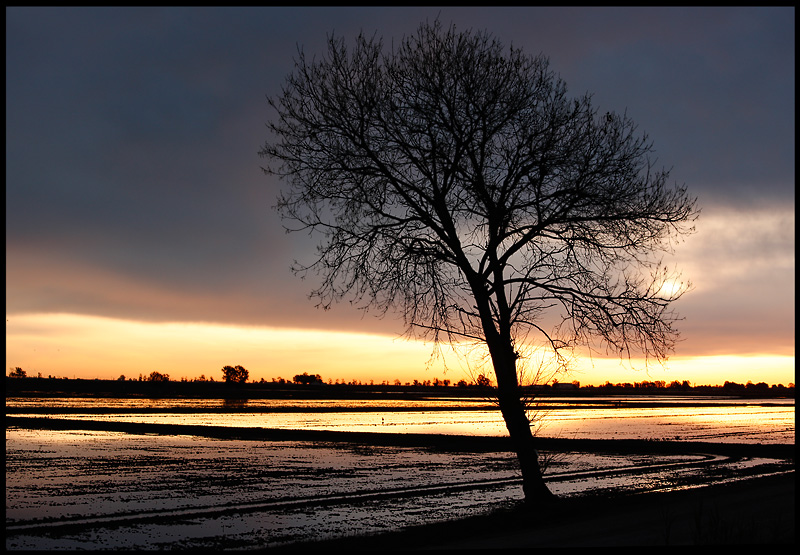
[{"x1": 281, "y1": 472, "x2": 795, "y2": 549}]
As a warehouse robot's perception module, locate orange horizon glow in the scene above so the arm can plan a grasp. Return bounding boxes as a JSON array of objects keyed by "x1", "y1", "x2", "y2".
[{"x1": 5, "y1": 312, "x2": 795, "y2": 388}]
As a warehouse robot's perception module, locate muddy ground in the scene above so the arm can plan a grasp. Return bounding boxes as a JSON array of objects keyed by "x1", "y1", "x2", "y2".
[
  {"x1": 294, "y1": 472, "x2": 795, "y2": 548},
  {"x1": 6, "y1": 418, "x2": 794, "y2": 549}
]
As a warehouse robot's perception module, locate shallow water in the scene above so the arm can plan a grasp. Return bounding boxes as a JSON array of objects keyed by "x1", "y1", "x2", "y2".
[
  {"x1": 8, "y1": 396, "x2": 794, "y2": 444},
  {"x1": 5, "y1": 395, "x2": 794, "y2": 549},
  {"x1": 6, "y1": 397, "x2": 794, "y2": 550},
  {"x1": 7, "y1": 427, "x2": 790, "y2": 550}
]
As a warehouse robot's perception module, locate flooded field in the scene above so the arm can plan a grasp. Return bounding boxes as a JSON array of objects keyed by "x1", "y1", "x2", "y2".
[
  {"x1": 6, "y1": 427, "x2": 792, "y2": 550},
  {"x1": 7, "y1": 395, "x2": 795, "y2": 444},
  {"x1": 5, "y1": 395, "x2": 795, "y2": 549}
]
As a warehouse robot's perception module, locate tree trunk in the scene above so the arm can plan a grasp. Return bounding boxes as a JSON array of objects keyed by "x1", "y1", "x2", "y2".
[
  {"x1": 490, "y1": 339, "x2": 556, "y2": 504},
  {"x1": 471, "y1": 274, "x2": 555, "y2": 504},
  {"x1": 497, "y1": 387, "x2": 555, "y2": 503}
]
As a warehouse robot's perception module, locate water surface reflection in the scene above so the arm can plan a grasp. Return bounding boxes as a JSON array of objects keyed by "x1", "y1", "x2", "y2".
[{"x1": 8, "y1": 396, "x2": 793, "y2": 444}]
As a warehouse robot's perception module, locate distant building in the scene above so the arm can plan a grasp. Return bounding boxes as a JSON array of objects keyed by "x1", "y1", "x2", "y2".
[{"x1": 553, "y1": 382, "x2": 579, "y2": 390}]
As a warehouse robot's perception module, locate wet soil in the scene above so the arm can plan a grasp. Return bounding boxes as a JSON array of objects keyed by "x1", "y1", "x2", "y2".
[
  {"x1": 6, "y1": 419, "x2": 794, "y2": 549},
  {"x1": 294, "y1": 472, "x2": 795, "y2": 548}
]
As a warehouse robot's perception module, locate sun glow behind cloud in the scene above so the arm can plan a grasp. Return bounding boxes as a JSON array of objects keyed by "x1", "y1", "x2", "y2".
[
  {"x1": 656, "y1": 278, "x2": 686, "y2": 299},
  {"x1": 5, "y1": 313, "x2": 794, "y2": 386}
]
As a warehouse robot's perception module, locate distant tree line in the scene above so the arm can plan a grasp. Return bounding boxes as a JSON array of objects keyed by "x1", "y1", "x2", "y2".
[
  {"x1": 582, "y1": 380, "x2": 794, "y2": 396},
  {"x1": 6, "y1": 367, "x2": 794, "y2": 396}
]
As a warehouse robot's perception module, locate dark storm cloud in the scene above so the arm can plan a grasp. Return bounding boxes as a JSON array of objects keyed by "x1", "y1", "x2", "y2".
[
  {"x1": 6, "y1": 7, "x2": 795, "y2": 351},
  {"x1": 563, "y1": 9, "x2": 794, "y2": 203},
  {"x1": 442, "y1": 7, "x2": 794, "y2": 203}
]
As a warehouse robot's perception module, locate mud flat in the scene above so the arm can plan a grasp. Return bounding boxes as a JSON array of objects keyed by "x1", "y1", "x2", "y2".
[{"x1": 289, "y1": 472, "x2": 795, "y2": 548}]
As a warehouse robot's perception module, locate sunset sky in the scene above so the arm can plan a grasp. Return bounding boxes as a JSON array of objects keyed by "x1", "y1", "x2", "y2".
[{"x1": 6, "y1": 7, "x2": 794, "y2": 387}]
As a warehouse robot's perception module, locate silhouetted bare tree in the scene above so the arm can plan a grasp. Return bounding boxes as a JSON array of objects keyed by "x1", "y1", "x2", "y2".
[{"x1": 261, "y1": 21, "x2": 698, "y2": 503}]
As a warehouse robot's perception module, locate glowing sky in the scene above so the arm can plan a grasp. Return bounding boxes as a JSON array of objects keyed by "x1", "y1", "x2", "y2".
[{"x1": 6, "y1": 7, "x2": 795, "y2": 386}]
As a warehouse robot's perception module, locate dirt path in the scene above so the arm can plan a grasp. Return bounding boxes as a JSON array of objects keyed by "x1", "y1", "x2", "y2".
[
  {"x1": 448, "y1": 472, "x2": 795, "y2": 547},
  {"x1": 296, "y1": 472, "x2": 794, "y2": 548}
]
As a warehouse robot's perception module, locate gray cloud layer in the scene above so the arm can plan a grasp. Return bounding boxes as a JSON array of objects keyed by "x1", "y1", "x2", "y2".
[{"x1": 6, "y1": 7, "x2": 795, "y2": 355}]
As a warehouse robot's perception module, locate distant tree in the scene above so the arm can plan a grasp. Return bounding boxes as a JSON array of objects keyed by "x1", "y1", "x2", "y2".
[
  {"x1": 723, "y1": 381, "x2": 745, "y2": 392},
  {"x1": 8, "y1": 367, "x2": 27, "y2": 378},
  {"x1": 117, "y1": 374, "x2": 126, "y2": 381},
  {"x1": 262, "y1": 21, "x2": 697, "y2": 503},
  {"x1": 746, "y1": 381, "x2": 770, "y2": 394},
  {"x1": 222, "y1": 365, "x2": 249, "y2": 384},
  {"x1": 147, "y1": 371, "x2": 169, "y2": 382},
  {"x1": 475, "y1": 374, "x2": 494, "y2": 388},
  {"x1": 293, "y1": 372, "x2": 323, "y2": 385}
]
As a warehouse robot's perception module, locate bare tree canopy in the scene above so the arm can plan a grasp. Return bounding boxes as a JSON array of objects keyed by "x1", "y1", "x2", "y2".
[{"x1": 261, "y1": 20, "x2": 698, "y2": 503}]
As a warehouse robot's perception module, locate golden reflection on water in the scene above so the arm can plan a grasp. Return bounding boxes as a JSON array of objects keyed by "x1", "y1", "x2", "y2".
[
  {"x1": 6, "y1": 397, "x2": 495, "y2": 410},
  {"x1": 8, "y1": 396, "x2": 794, "y2": 444}
]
